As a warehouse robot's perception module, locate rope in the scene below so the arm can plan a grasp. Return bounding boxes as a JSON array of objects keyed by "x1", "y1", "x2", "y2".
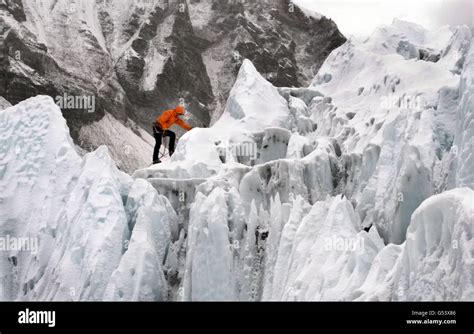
[
  {"x1": 159, "y1": 135, "x2": 169, "y2": 160},
  {"x1": 158, "y1": 132, "x2": 178, "y2": 161}
]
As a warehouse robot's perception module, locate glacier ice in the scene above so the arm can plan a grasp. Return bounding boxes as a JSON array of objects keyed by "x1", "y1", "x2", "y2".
[
  {"x1": 104, "y1": 179, "x2": 177, "y2": 301},
  {"x1": 1, "y1": 19, "x2": 473, "y2": 302},
  {"x1": 0, "y1": 97, "x2": 176, "y2": 301},
  {"x1": 453, "y1": 39, "x2": 474, "y2": 189},
  {"x1": 182, "y1": 188, "x2": 236, "y2": 301},
  {"x1": 393, "y1": 188, "x2": 474, "y2": 301},
  {"x1": 134, "y1": 20, "x2": 474, "y2": 301},
  {"x1": 357, "y1": 188, "x2": 474, "y2": 301}
]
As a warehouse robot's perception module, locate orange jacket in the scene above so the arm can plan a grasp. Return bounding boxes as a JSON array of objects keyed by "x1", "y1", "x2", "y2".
[{"x1": 155, "y1": 106, "x2": 192, "y2": 131}]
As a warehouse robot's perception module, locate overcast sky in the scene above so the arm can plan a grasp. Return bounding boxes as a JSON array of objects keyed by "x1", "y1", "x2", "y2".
[{"x1": 294, "y1": 0, "x2": 474, "y2": 38}]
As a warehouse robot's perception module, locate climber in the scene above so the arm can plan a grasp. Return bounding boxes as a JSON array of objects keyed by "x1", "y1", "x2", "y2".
[{"x1": 153, "y1": 105, "x2": 192, "y2": 164}]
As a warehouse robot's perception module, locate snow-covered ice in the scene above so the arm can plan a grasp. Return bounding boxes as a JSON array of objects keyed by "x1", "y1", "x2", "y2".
[
  {"x1": 0, "y1": 97, "x2": 176, "y2": 301},
  {"x1": 134, "y1": 19, "x2": 474, "y2": 301},
  {"x1": 1, "y1": 18, "x2": 473, "y2": 301}
]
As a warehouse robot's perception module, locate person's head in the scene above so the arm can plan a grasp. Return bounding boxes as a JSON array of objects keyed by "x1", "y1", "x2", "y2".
[{"x1": 175, "y1": 105, "x2": 185, "y2": 115}]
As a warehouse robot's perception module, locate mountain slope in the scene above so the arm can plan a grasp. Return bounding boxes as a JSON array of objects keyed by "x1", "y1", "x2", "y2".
[{"x1": 0, "y1": 0, "x2": 346, "y2": 172}]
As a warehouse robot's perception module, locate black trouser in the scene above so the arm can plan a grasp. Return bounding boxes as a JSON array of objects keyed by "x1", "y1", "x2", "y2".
[{"x1": 153, "y1": 126, "x2": 176, "y2": 161}]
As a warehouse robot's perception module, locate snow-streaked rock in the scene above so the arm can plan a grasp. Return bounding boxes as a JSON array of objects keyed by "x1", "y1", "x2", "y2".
[
  {"x1": 2, "y1": 0, "x2": 346, "y2": 166},
  {"x1": 0, "y1": 97, "x2": 11, "y2": 111},
  {"x1": 78, "y1": 112, "x2": 154, "y2": 174}
]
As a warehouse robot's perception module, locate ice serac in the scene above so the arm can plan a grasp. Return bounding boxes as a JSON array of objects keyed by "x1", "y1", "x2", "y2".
[
  {"x1": 38, "y1": 145, "x2": 131, "y2": 301},
  {"x1": 454, "y1": 41, "x2": 474, "y2": 188},
  {"x1": 215, "y1": 59, "x2": 291, "y2": 133},
  {"x1": 0, "y1": 96, "x2": 176, "y2": 301},
  {"x1": 309, "y1": 19, "x2": 464, "y2": 244},
  {"x1": 266, "y1": 195, "x2": 384, "y2": 301},
  {"x1": 135, "y1": 23, "x2": 473, "y2": 298},
  {"x1": 182, "y1": 188, "x2": 235, "y2": 301},
  {"x1": 104, "y1": 179, "x2": 177, "y2": 301},
  {"x1": 354, "y1": 244, "x2": 403, "y2": 301},
  {"x1": 0, "y1": 96, "x2": 81, "y2": 248},
  {"x1": 357, "y1": 188, "x2": 474, "y2": 301},
  {"x1": 393, "y1": 188, "x2": 474, "y2": 301}
]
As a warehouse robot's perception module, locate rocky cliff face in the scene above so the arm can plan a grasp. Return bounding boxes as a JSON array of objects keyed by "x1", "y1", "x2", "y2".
[{"x1": 0, "y1": 0, "x2": 345, "y2": 170}]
